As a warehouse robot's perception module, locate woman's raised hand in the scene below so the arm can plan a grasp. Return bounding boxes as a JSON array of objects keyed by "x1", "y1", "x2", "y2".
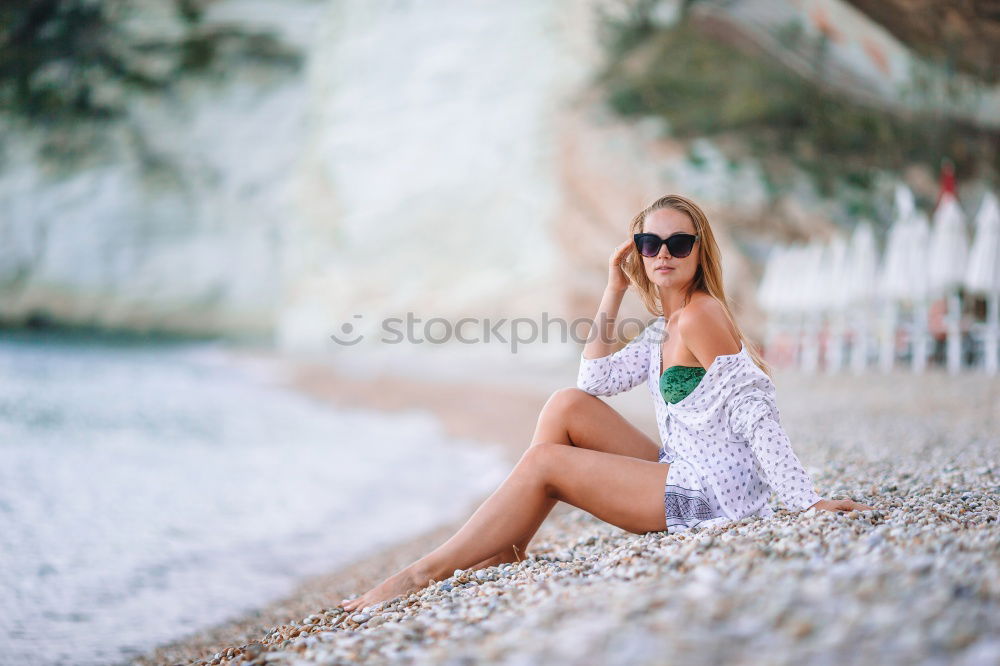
[{"x1": 608, "y1": 239, "x2": 633, "y2": 293}]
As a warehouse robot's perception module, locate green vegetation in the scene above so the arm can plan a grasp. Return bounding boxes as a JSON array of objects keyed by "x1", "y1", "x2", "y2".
[
  {"x1": 592, "y1": 3, "x2": 998, "y2": 215},
  {"x1": 0, "y1": 0, "x2": 301, "y2": 162}
]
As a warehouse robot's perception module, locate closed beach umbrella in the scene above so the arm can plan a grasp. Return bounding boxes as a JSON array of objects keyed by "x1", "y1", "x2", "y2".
[
  {"x1": 928, "y1": 192, "x2": 969, "y2": 294},
  {"x1": 822, "y1": 235, "x2": 850, "y2": 311},
  {"x1": 879, "y1": 185, "x2": 930, "y2": 371},
  {"x1": 880, "y1": 211, "x2": 913, "y2": 301},
  {"x1": 904, "y1": 210, "x2": 932, "y2": 304},
  {"x1": 794, "y1": 240, "x2": 827, "y2": 313},
  {"x1": 757, "y1": 243, "x2": 803, "y2": 365},
  {"x1": 895, "y1": 183, "x2": 915, "y2": 224},
  {"x1": 770, "y1": 243, "x2": 808, "y2": 368},
  {"x1": 927, "y1": 192, "x2": 969, "y2": 374},
  {"x1": 775, "y1": 245, "x2": 799, "y2": 313},
  {"x1": 799, "y1": 240, "x2": 826, "y2": 372},
  {"x1": 964, "y1": 191, "x2": 1000, "y2": 374},
  {"x1": 822, "y1": 235, "x2": 849, "y2": 372},
  {"x1": 757, "y1": 244, "x2": 781, "y2": 358},
  {"x1": 965, "y1": 192, "x2": 1000, "y2": 293},
  {"x1": 757, "y1": 244, "x2": 787, "y2": 313},
  {"x1": 846, "y1": 221, "x2": 878, "y2": 372},
  {"x1": 878, "y1": 195, "x2": 912, "y2": 371},
  {"x1": 907, "y1": 210, "x2": 932, "y2": 372},
  {"x1": 845, "y1": 221, "x2": 879, "y2": 306},
  {"x1": 781, "y1": 242, "x2": 809, "y2": 313}
]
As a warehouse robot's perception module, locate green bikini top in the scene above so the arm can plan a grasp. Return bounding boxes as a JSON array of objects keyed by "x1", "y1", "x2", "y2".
[{"x1": 659, "y1": 364, "x2": 707, "y2": 404}]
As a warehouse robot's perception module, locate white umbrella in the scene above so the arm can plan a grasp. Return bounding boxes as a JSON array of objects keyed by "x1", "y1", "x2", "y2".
[
  {"x1": 820, "y1": 236, "x2": 849, "y2": 373},
  {"x1": 929, "y1": 192, "x2": 970, "y2": 293},
  {"x1": 907, "y1": 210, "x2": 932, "y2": 373},
  {"x1": 878, "y1": 203, "x2": 910, "y2": 372},
  {"x1": 780, "y1": 243, "x2": 809, "y2": 313},
  {"x1": 797, "y1": 240, "x2": 827, "y2": 373},
  {"x1": 881, "y1": 184, "x2": 932, "y2": 303},
  {"x1": 904, "y1": 210, "x2": 932, "y2": 304},
  {"x1": 767, "y1": 242, "x2": 812, "y2": 369},
  {"x1": 878, "y1": 186, "x2": 931, "y2": 372},
  {"x1": 845, "y1": 221, "x2": 879, "y2": 306},
  {"x1": 756, "y1": 244, "x2": 788, "y2": 313},
  {"x1": 928, "y1": 192, "x2": 969, "y2": 374},
  {"x1": 880, "y1": 210, "x2": 914, "y2": 301},
  {"x1": 821, "y1": 235, "x2": 850, "y2": 311},
  {"x1": 965, "y1": 192, "x2": 1000, "y2": 293},
  {"x1": 845, "y1": 221, "x2": 879, "y2": 372},
  {"x1": 757, "y1": 244, "x2": 801, "y2": 366},
  {"x1": 895, "y1": 183, "x2": 916, "y2": 224},
  {"x1": 964, "y1": 191, "x2": 1000, "y2": 374}
]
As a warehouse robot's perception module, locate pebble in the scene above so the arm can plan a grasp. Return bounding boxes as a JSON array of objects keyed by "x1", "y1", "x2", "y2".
[{"x1": 188, "y1": 372, "x2": 1000, "y2": 666}]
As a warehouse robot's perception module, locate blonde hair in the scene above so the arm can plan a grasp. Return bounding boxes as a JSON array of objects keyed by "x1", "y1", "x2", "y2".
[{"x1": 621, "y1": 194, "x2": 772, "y2": 378}]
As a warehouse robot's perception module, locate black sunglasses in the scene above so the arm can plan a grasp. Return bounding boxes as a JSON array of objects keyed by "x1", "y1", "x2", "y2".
[{"x1": 633, "y1": 232, "x2": 699, "y2": 258}]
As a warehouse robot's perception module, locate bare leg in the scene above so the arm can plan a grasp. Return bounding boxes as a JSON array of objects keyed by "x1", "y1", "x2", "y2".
[
  {"x1": 339, "y1": 442, "x2": 669, "y2": 612},
  {"x1": 465, "y1": 387, "x2": 660, "y2": 571},
  {"x1": 529, "y1": 388, "x2": 661, "y2": 462}
]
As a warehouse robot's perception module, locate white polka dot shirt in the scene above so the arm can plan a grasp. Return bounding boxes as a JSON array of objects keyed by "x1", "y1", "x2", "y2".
[{"x1": 576, "y1": 317, "x2": 822, "y2": 515}]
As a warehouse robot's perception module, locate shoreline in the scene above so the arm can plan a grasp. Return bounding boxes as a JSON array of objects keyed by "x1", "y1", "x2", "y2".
[{"x1": 131, "y1": 351, "x2": 562, "y2": 666}]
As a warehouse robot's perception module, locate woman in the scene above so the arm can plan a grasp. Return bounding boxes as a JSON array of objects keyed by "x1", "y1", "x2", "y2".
[{"x1": 340, "y1": 194, "x2": 874, "y2": 612}]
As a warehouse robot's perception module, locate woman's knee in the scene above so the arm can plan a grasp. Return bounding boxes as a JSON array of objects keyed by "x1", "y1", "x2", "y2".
[
  {"x1": 517, "y1": 441, "x2": 564, "y2": 477},
  {"x1": 530, "y1": 388, "x2": 591, "y2": 448},
  {"x1": 538, "y1": 387, "x2": 591, "y2": 423}
]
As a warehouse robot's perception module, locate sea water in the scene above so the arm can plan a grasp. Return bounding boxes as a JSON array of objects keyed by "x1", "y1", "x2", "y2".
[{"x1": 0, "y1": 331, "x2": 510, "y2": 665}]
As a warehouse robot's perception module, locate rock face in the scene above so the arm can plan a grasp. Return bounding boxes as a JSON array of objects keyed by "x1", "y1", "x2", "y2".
[
  {"x1": 0, "y1": 0, "x2": 601, "y2": 344},
  {"x1": 0, "y1": 0, "x2": 808, "y2": 348},
  {"x1": 2, "y1": 0, "x2": 993, "y2": 346},
  {"x1": 274, "y1": 0, "x2": 602, "y2": 352},
  {"x1": 0, "y1": 0, "x2": 322, "y2": 338}
]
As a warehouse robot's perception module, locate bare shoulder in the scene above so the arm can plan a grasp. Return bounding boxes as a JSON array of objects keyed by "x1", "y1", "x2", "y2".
[{"x1": 677, "y1": 293, "x2": 741, "y2": 367}]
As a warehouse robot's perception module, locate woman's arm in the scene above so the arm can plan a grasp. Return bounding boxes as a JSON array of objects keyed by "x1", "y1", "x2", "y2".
[
  {"x1": 680, "y1": 297, "x2": 874, "y2": 514},
  {"x1": 726, "y1": 369, "x2": 874, "y2": 512},
  {"x1": 577, "y1": 241, "x2": 649, "y2": 397},
  {"x1": 576, "y1": 321, "x2": 651, "y2": 396},
  {"x1": 727, "y1": 394, "x2": 824, "y2": 511},
  {"x1": 581, "y1": 284, "x2": 629, "y2": 361},
  {"x1": 581, "y1": 240, "x2": 633, "y2": 361},
  {"x1": 680, "y1": 302, "x2": 821, "y2": 511}
]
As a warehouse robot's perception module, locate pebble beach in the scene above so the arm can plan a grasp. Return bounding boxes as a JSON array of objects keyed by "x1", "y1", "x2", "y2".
[{"x1": 135, "y1": 362, "x2": 1000, "y2": 666}]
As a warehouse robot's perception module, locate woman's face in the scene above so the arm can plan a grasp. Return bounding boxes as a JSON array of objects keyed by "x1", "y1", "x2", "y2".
[{"x1": 640, "y1": 208, "x2": 699, "y2": 289}]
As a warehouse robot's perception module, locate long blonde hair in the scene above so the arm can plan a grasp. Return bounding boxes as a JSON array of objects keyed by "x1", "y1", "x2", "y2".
[{"x1": 621, "y1": 194, "x2": 773, "y2": 378}]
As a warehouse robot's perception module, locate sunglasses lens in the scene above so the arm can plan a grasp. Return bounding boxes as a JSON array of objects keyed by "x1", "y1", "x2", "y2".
[
  {"x1": 636, "y1": 236, "x2": 661, "y2": 257},
  {"x1": 667, "y1": 235, "x2": 695, "y2": 258}
]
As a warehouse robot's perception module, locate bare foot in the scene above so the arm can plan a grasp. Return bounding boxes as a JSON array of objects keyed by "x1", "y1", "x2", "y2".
[{"x1": 338, "y1": 566, "x2": 434, "y2": 613}]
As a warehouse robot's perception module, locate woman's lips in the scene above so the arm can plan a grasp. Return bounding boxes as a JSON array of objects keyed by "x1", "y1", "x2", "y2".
[{"x1": 655, "y1": 267, "x2": 674, "y2": 272}]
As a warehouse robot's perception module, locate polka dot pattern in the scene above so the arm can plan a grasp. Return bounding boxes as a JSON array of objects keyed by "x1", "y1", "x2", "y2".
[
  {"x1": 577, "y1": 316, "x2": 823, "y2": 527},
  {"x1": 576, "y1": 325, "x2": 653, "y2": 397}
]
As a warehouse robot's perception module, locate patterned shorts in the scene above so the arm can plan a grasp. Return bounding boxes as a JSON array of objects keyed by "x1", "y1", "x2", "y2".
[{"x1": 660, "y1": 456, "x2": 729, "y2": 534}]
